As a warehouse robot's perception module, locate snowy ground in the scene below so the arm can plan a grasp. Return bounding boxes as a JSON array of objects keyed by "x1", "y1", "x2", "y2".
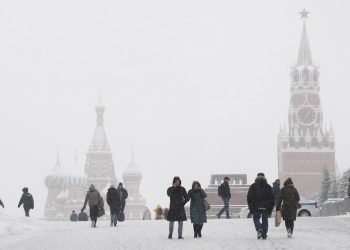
[{"x1": 1, "y1": 212, "x2": 350, "y2": 250}]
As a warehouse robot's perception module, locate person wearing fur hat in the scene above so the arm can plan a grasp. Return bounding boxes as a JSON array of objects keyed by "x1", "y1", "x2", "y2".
[
  {"x1": 82, "y1": 184, "x2": 102, "y2": 228},
  {"x1": 18, "y1": 187, "x2": 34, "y2": 217},
  {"x1": 276, "y1": 178, "x2": 300, "y2": 238},
  {"x1": 247, "y1": 173, "x2": 274, "y2": 240},
  {"x1": 167, "y1": 176, "x2": 189, "y2": 239},
  {"x1": 188, "y1": 181, "x2": 207, "y2": 238}
]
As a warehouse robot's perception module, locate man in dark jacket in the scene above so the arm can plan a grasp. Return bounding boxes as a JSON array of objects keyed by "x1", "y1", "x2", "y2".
[
  {"x1": 107, "y1": 184, "x2": 122, "y2": 227},
  {"x1": 216, "y1": 177, "x2": 231, "y2": 219},
  {"x1": 247, "y1": 173, "x2": 274, "y2": 240},
  {"x1": 167, "y1": 176, "x2": 189, "y2": 239},
  {"x1": 18, "y1": 187, "x2": 34, "y2": 217},
  {"x1": 117, "y1": 183, "x2": 128, "y2": 212},
  {"x1": 70, "y1": 210, "x2": 78, "y2": 222},
  {"x1": 272, "y1": 179, "x2": 281, "y2": 208},
  {"x1": 78, "y1": 211, "x2": 88, "y2": 221}
]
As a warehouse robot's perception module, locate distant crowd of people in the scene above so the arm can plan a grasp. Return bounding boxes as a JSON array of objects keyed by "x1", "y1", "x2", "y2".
[{"x1": 1, "y1": 175, "x2": 350, "y2": 241}]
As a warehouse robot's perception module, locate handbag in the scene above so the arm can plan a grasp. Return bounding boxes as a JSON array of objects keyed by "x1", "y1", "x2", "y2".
[
  {"x1": 98, "y1": 207, "x2": 105, "y2": 217},
  {"x1": 203, "y1": 199, "x2": 210, "y2": 211},
  {"x1": 118, "y1": 211, "x2": 125, "y2": 222},
  {"x1": 275, "y1": 211, "x2": 282, "y2": 227}
]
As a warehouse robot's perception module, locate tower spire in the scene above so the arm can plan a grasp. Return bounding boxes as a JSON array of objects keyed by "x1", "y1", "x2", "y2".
[
  {"x1": 297, "y1": 9, "x2": 313, "y2": 66},
  {"x1": 55, "y1": 145, "x2": 61, "y2": 167},
  {"x1": 88, "y1": 95, "x2": 110, "y2": 152}
]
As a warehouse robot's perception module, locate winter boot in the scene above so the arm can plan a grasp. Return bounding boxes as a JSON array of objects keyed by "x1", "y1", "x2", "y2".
[
  {"x1": 216, "y1": 213, "x2": 220, "y2": 219},
  {"x1": 198, "y1": 225, "x2": 203, "y2": 238},
  {"x1": 257, "y1": 229, "x2": 262, "y2": 239},
  {"x1": 168, "y1": 234, "x2": 172, "y2": 239},
  {"x1": 193, "y1": 225, "x2": 198, "y2": 238},
  {"x1": 287, "y1": 229, "x2": 292, "y2": 238},
  {"x1": 178, "y1": 236, "x2": 184, "y2": 240},
  {"x1": 114, "y1": 222, "x2": 117, "y2": 227}
]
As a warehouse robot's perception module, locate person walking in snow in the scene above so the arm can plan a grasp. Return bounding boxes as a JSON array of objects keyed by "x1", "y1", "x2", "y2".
[
  {"x1": 154, "y1": 204, "x2": 164, "y2": 220},
  {"x1": 188, "y1": 181, "x2": 207, "y2": 238},
  {"x1": 272, "y1": 179, "x2": 281, "y2": 209},
  {"x1": 18, "y1": 187, "x2": 34, "y2": 217},
  {"x1": 247, "y1": 173, "x2": 274, "y2": 240},
  {"x1": 70, "y1": 210, "x2": 78, "y2": 222},
  {"x1": 0, "y1": 198, "x2": 4, "y2": 208},
  {"x1": 348, "y1": 177, "x2": 350, "y2": 198},
  {"x1": 167, "y1": 176, "x2": 189, "y2": 239},
  {"x1": 81, "y1": 184, "x2": 102, "y2": 228},
  {"x1": 142, "y1": 207, "x2": 152, "y2": 220},
  {"x1": 78, "y1": 210, "x2": 88, "y2": 221},
  {"x1": 106, "y1": 184, "x2": 122, "y2": 227},
  {"x1": 276, "y1": 178, "x2": 300, "y2": 238},
  {"x1": 117, "y1": 183, "x2": 128, "y2": 212},
  {"x1": 216, "y1": 176, "x2": 231, "y2": 219}
]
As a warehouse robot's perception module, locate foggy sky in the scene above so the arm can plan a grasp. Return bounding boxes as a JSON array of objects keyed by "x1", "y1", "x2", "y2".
[{"x1": 1, "y1": 0, "x2": 350, "y2": 216}]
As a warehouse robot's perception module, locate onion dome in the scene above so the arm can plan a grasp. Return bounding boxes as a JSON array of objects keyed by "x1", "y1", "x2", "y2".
[
  {"x1": 64, "y1": 169, "x2": 87, "y2": 188},
  {"x1": 45, "y1": 152, "x2": 66, "y2": 189},
  {"x1": 63, "y1": 150, "x2": 88, "y2": 188},
  {"x1": 123, "y1": 151, "x2": 142, "y2": 181}
]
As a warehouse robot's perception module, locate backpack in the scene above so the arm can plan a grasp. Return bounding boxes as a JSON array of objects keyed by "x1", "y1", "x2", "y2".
[{"x1": 218, "y1": 185, "x2": 222, "y2": 197}]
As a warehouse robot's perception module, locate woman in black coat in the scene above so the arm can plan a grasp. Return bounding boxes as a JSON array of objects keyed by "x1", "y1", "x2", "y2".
[
  {"x1": 276, "y1": 178, "x2": 300, "y2": 238},
  {"x1": 167, "y1": 176, "x2": 189, "y2": 239}
]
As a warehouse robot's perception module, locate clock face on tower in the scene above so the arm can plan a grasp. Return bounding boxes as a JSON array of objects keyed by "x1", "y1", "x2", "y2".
[{"x1": 297, "y1": 106, "x2": 317, "y2": 126}]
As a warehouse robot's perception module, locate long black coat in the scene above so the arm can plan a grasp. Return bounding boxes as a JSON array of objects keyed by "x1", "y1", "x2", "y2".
[
  {"x1": 18, "y1": 192, "x2": 34, "y2": 210},
  {"x1": 118, "y1": 187, "x2": 128, "y2": 211},
  {"x1": 272, "y1": 182, "x2": 281, "y2": 206},
  {"x1": 276, "y1": 184, "x2": 300, "y2": 221},
  {"x1": 247, "y1": 177, "x2": 274, "y2": 213},
  {"x1": 107, "y1": 187, "x2": 122, "y2": 214},
  {"x1": 167, "y1": 186, "x2": 189, "y2": 222}
]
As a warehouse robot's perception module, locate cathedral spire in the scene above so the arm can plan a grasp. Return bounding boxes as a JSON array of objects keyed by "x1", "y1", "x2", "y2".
[
  {"x1": 55, "y1": 145, "x2": 61, "y2": 170},
  {"x1": 88, "y1": 95, "x2": 110, "y2": 152},
  {"x1": 297, "y1": 9, "x2": 313, "y2": 66}
]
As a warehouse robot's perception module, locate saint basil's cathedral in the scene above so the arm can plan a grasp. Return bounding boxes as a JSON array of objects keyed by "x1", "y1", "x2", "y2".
[{"x1": 44, "y1": 98, "x2": 146, "y2": 220}]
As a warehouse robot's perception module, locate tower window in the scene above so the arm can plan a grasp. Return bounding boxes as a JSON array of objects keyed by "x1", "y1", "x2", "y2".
[
  {"x1": 313, "y1": 70, "x2": 319, "y2": 82},
  {"x1": 302, "y1": 68, "x2": 310, "y2": 82}
]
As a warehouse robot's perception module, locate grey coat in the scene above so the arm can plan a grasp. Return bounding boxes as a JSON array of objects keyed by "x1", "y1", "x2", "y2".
[{"x1": 83, "y1": 185, "x2": 101, "y2": 208}]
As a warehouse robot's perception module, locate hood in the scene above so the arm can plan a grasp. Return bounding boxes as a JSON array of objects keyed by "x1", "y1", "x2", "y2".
[
  {"x1": 89, "y1": 184, "x2": 96, "y2": 192},
  {"x1": 173, "y1": 176, "x2": 182, "y2": 186},
  {"x1": 22, "y1": 187, "x2": 28, "y2": 193},
  {"x1": 192, "y1": 181, "x2": 201, "y2": 189},
  {"x1": 108, "y1": 187, "x2": 117, "y2": 191},
  {"x1": 254, "y1": 176, "x2": 267, "y2": 184},
  {"x1": 284, "y1": 178, "x2": 294, "y2": 187}
]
